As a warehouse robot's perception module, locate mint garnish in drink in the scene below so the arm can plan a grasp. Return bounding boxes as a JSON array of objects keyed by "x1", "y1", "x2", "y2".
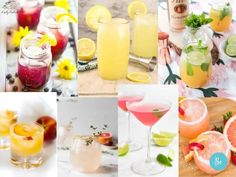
[
  {"x1": 186, "y1": 61, "x2": 194, "y2": 76},
  {"x1": 200, "y1": 63, "x2": 210, "y2": 72},
  {"x1": 184, "y1": 13, "x2": 213, "y2": 28},
  {"x1": 219, "y1": 3, "x2": 231, "y2": 21}
]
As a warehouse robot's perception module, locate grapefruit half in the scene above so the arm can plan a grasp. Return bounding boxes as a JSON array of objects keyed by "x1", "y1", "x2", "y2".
[{"x1": 224, "y1": 115, "x2": 236, "y2": 152}]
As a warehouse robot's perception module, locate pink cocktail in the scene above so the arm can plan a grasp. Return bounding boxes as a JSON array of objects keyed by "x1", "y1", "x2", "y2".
[
  {"x1": 37, "y1": 6, "x2": 69, "y2": 60},
  {"x1": 16, "y1": 0, "x2": 44, "y2": 29},
  {"x1": 118, "y1": 92, "x2": 144, "y2": 152},
  {"x1": 18, "y1": 33, "x2": 52, "y2": 90},
  {"x1": 127, "y1": 99, "x2": 171, "y2": 176},
  {"x1": 179, "y1": 98, "x2": 210, "y2": 139}
]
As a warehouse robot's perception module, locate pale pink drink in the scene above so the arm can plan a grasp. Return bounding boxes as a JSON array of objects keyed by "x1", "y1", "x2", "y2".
[
  {"x1": 193, "y1": 131, "x2": 231, "y2": 174},
  {"x1": 179, "y1": 98, "x2": 210, "y2": 139},
  {"x1": 127, "y1": 99, "x2": 171, "y2": 176},
  {"x1": 118, "y1": 92, "x2": 144, "y2": 152}
]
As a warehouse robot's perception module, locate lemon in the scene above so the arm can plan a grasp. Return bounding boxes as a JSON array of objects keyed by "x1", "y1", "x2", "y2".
[
  {"x1": 128, "y1": 0, "x2": 147, "y2": 20},
  {"x1": 118, "y1": 143, "x2": 129, "y2": 156},
  {"x1": 56, "y1": 13, "x2": 78, "y2": 23},
  {"x1": 86, "y1": 5, "x2": 112, "y2": 32},
  {"x1": 127, "y1": 72, "x2": 151, "y2": 83},
  {"x1": 37, "y1": 34, "x2": 57, "y2": 46},
  {"x1": 78, "y1": 38, "x2": 96, "y2": 61},
  {"x1": 187, "y1": 51, "x2": 206, "y2": 65},
  {"x1": 154, "y1": 137, "x2": 172, "y2": 147}
]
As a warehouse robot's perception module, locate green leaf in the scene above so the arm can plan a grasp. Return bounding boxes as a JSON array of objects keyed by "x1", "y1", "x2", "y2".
[
  {"x1": 186, "y1": 61, "x2": 194, "y2": 76},
  {"x1": 219, "y1": 3, "x2": 231, "y2": 21},
  {"x1": 156, "y1": 154, "x2": 172, "y2": 167},
  {"x1": 184, "y1": 13, "x2": 213, "y2": 28},
  {"x1": 184, "y1": 45, "x2": 194, "y2": 54},
  {"x1": 200, "y1": 63, "x2": 209, "y2": 72}
]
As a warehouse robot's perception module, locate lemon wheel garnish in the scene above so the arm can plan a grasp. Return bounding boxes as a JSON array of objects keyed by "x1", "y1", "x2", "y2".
[
  {"x1": 86, "y1": 5, "x2": 112, "y2": 32},
  {"x1": 127, "y1": 72, "x2": 151, "y2": 83},
  {"x1": 78, "y1": 38, "x2": 96, "y2": 61},
  {"x1": 118, "y1": 143, "x2": 129, "y2": 156},
  {"x1": 37, "y1": 34, "x2": 57, "y2": 46},
  {"x1": 56, "y1": 13, "x2": 78, "y2": 23},
  {"x1": 128, "y1": 0, "x2": 147, "y2": 20}
]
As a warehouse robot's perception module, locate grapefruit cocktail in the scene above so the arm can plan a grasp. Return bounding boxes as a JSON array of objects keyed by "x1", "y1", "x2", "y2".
[
  {"x1": 118, "y1": 91, "x2": 144, "y2": 152},
  {"x1": 179, "y1": 98, "x2": 210, "y2": 139},
  {"x1": 127, "y1": 99, "x2": 171, "y2": 175}
]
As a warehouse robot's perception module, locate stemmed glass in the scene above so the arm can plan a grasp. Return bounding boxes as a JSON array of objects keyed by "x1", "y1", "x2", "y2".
[
  {"x1": 118, "y1": 91, "x2": 144, "y2": 152},
  {"x1": 127, "y1": 99, "x2": 171, "y2": 176}
]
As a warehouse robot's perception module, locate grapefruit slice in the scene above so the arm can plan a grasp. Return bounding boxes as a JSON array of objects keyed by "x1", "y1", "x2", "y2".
[
  {"x1": 224, "y1": 115, "x2": 236, "y2": 152},
  {"x1": 193, "y1": 131, "x2": 231, "y2": 174}
]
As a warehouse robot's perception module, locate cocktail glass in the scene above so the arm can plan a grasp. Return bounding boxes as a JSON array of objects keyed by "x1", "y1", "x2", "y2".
[
  {"x1": 18, "y1": 33, "x2": 52, "y2": 90},
  {"x1": 16, "y1": 0, "x2": 44, "y2": 29},
  {"x1": 132, "y1": 13, "x2": 158, "y2": 58},
  {"x1": 37, "y1": 6, "x2": 69, "y2": 60},
  {"x1": 118, "y1": 91, "x2": 144, "y2": 152},
  {"x1": 210, "y1": 1, "x2": 232, "y2": 32},
  {"x1": 97, "y1": 18, "x2": 130, "y2": 80},
  {"x1": 180, "y1": 42, "x2": 212, "y2": 88},
  {"x1": 193, "y1": 131, "x2": 231, "y2": 174},
  {"x1": 70, "y1": 135, "x2": 101, "y2": 173},
  {"x1": 127, "y1": 99, "x2": 171, "y2": 175},
  {"x1": 179, "y1": 98, "x2": 210, "y2": 139},
  {"x1": 10, "y1": 122, "x2": 44, "y2": 168},
  {"x1": 0, "y1": 110, "x2": 17, "y2": 149}
]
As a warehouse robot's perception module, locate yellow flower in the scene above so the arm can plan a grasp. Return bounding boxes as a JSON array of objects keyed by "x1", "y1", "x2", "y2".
[
  {"x1": 56, "y1": 58, "x2": 77, "y2": 80},
  {"x1": 12, "y1": 26, "x2": 32, "y2": 47},
  {"x1": 54, "y1": 0, "x2": 70, "y2": 11}
]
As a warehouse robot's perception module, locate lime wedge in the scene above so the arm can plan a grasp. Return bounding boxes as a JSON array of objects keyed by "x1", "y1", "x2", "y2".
[
  {"x1": 118, "y1": 143, "x2": 129, "y2": 156},
  {"x1": 225, "y1": 43, "x2": 236, "y2": 57},
  {"x1": 227, "y1": 34, "x2": 236, "y2": 44},
  {"x1": 153, "y1": 137, "x2": 172, "y2": 147},
  {"x1": 156, "y1": 154, "x2": 172, "y2": 167},
  {"x1": 187, "y1": 51, "x2": 206, "y2": 65},
  {"x1": 160, "y1": 131, "x2": 177, "y2": 139}
]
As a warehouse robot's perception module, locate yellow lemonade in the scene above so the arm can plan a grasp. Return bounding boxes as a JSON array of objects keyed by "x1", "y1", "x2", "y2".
[
  {"x1": 10, "y1": 123, "x2": 44, "y2": 157},
  {"x1": 210, "y1": 3, "x2": 232, "y2": 32},
  {"x1": 97, "y1": 18, "x2": 130, "y2": 80},
  {"x1": 132, "y1": 13, "x2": 158, "y2": 58},
  {"x1": 180, "y1": 42, "x2": 212, "y2": 88}
]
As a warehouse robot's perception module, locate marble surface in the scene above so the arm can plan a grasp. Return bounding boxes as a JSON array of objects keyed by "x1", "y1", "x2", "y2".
[{"x1": 118, "y1": 85, "x2": 179, "y2": 177}]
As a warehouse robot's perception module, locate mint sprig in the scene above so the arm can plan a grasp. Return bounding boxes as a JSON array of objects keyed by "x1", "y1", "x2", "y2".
[
  {"x1": 184, "y1": 13, "x2": 213, "y2": 28},
  {"x1": 219, "y1": 3, "x2": 231, "y2": 21}
]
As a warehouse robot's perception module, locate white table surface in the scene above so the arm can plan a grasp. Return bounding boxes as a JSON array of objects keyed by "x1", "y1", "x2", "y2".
[{"x1": 118, "y1": 85, "x2": 179, "y2": 177}]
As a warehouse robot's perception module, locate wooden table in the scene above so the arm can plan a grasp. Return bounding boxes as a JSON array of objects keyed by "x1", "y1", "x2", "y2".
[{"x1": 179, "y1": 98, "x2": 236, "y2": 177}]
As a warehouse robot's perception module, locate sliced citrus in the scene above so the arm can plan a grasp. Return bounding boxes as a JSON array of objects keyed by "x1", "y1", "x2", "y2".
[
  {"x1": 56, "y1": 13, "x2": 78, "y2": 23},
  {"x1": 227, "y1": 34, "x2": 236, "y2": 44},
  {"x1": 225, "y1": 43, "x2": 236, "y2": 57},
  {"x1": 14, "y1": 124, "x2": 35, "y2": 136},
  {"x1": 153, "y1": 137, "x2": 172, "y2": 147},
  {"x1": 127, "y1": 72, "x2": 151, "y2": 83},
  {"x1": 86, "y1": 5, "x2": 112, "y2": 32},
  {"x1": 118, "y1": 143, "x2": 129, "y2": 156},
  {"x1": 187, "y1": 51, "x2": 206, "y2": 65},
  {"x1": 78, "y1": 38, "x2": 96, "y2": 61},
  {"x1": 37, "y1": 34, "x2": 57, "y2": 47},
  {"x1": 128, "y1": 0, "x2": 147, "y2": 20},
  {"x1": 152, "y1": 131, "x2": 176, "y2": 139},
  {"x1": 224, "y1": 115, "x2": 236, "y2": 152}
]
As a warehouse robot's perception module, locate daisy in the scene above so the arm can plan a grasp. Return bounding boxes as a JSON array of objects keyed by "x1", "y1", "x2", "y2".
[{"x1": 56, "y1": 58, "x2": 77, "y2": 80}]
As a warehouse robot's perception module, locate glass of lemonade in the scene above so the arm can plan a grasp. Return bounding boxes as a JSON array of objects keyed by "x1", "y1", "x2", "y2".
[
  {"x1": 179, "y1": 98, "x2": 210, "y2": 139},
  {"x1": 97, "y1": 18, "x2": 130, "y2": 80},
  {"x1": 180, "y1": 41, "x2": 212, "y2": 88},
  {"x1": 70, "y1": 135, "x2": 101, "y2": 173},
  {"x1": 10, "y1": 122, "x2": 44, "y2": 168},
  {"x1": 0, "y1": 110, "x2": 17, "y2": 149},
  {"x1": 210, "y1": 0, "x2": 232, "y2": 32},
  {"x1": 132, "y1": 13, "x2": 158, "y2": 58}
]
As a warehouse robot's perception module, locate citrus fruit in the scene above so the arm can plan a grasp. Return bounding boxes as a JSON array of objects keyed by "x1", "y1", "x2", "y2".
[
  {"x1": 78, "y1": 38, "x2": 96, "y2": 61},
  {"x1": 225, "y1": 43, "x2": 236, "y2": 57},
  {"x1": 193, "y1": 131, "x2": 231, "y2": 174},
  {"x1": 118, "y1": 143, "x2": 129, "y2": 156},
  {"x1": 152, "y1": 131, "x2": 176, "y2": 139},
  {"x1": 128, "y1": 0, "x2": 147, "y2": 20},
  {"x1": 37, "y1": 34, "x2": 57, "y2": 47},
  {"x1": 187, "y1": 51, "x2": 206, "y2": 65},
  {"x1": 153, "y1": 137, "x2": 172, "y2": 147},
  {"x1": 86, "y1": 5, "x2": 112, "y2": 32},
  {"x1": 227, "y1": 34, "x2": 236, "y2": 44},
  {"x1": 224, "y1": 115, "x2": 236, "y2": 152},
  {"x1": 127, "y1": 72, "x2": 151, "y2": 83},
  {"x1": 97, "y1": 132, "x2": 113, "y2": 145},
  {"x1": 56, "y1": 13, "x2": 78, "y2": 23}
]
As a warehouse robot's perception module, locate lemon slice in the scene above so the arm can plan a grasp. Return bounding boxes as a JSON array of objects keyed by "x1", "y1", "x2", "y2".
[
  {"x1": 128, "y1": 0, "x2": 147, "y2": 20},
  {"x1": 56, "y1": 13, "x2": 78, "y2": 23},
  {"x1": 187, "y1": 51, "x2": 206, "y2": 65},
  {"x1": 78, "y1": 38, "x2": 96, "y2": 61},
  {"x1": 154, "y1": 137, "x2": 172, "y2": 147},
  {"x1": 127, "y1": 72, "x2": 151, "y2": 83},
  {"x1": 86, "y1": 5, "x2": 112, "y2": 32},
  {"x1": 37, "y1": 34, "x2": 57, "y2": 46},
  {"x1": 118, "y1": 143, "x2": 129, "y2": 156}
]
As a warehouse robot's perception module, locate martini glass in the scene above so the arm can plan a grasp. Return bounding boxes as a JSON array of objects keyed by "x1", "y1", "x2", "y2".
[
  {"x1": 118, "y1": 91, "x2": 144, "y2": 152},
  {"x1": 127, "y1": 99, "x2": 171, "y2": 176}
]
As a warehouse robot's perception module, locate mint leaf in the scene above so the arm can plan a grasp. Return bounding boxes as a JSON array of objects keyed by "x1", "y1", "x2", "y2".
[
  {"x1": 156, "y1": 154, "x2": 172, "y2": 167},
  {"x1": 219, "y1": 3, "x2": 231, "y2": 21},
  {"x1": 200, "y1": 63, "x2": 209, "y2": 72},
  {"x1": 186, "y1": 61, "x2": 194, "y2": 76},
  {"x1": 184, "y1": 45, "x2": 194, "y2": 54},
  {"x1": 184, "y1": 13, "x2": 213, "y2": 28}
]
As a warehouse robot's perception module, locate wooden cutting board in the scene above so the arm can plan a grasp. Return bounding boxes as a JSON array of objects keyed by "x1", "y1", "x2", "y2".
[{"x1": 179, "y1": 98, "x2": 236, "y2": 177}]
